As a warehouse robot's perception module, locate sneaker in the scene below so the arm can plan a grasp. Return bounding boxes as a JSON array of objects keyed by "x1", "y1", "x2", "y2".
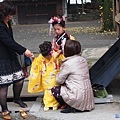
[
  {"x1": 44, "y1": 107, "x2": 49, "y2": 111},
  {"x1": 53, "y1": 106, "x2": 58, "y2": 110}
]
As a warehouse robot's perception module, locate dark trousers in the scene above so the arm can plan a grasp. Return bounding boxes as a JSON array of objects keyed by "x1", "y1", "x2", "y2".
[{"x1": 51, "y1": 86, "x2": 65, "y2": 106}]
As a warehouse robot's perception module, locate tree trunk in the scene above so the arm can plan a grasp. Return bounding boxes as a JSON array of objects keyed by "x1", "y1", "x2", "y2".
[
  {"x1": 81, "y1": 0, "x2": 84, "y2": 13},
  {"x1": 102, "y1": 0, "x2": 113, "y2": 31}
]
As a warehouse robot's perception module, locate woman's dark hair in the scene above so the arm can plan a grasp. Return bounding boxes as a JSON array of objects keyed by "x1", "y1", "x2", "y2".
[
  {"x1": 64, "y1": 40, "x2": 81, "y2": 57},
  {"x1": 39, "y1": 41, "x2": 52, "y2": 57},
  {"x1": 0, "y1": 1, "x2": 16, "y2": 20}
]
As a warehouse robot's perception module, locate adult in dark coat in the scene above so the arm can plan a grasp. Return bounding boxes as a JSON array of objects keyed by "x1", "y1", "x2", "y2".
[{"x1": 0, "y1": 1, "x2": 34, "y2": 120}]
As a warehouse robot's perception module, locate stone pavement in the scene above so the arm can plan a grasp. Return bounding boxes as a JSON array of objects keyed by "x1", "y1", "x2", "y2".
[{"x1": 1, "y1": 20, "x2": 120, "y2": 120}]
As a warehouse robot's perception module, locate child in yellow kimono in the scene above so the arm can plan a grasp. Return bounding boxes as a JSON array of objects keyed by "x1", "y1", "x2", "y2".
[{"x1": 29, "y1": 41, "x2": 64, "y2": 111}]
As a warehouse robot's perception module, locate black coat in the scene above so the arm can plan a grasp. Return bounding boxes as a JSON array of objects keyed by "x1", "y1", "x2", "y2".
[{"x1": 0, "y1": 21, "x2": 26, "y2": 59}]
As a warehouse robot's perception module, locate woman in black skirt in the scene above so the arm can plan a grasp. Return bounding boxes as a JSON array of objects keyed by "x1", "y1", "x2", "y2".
[{"x1": 0, "y1": 1, "x2": 34, "y2": 120}]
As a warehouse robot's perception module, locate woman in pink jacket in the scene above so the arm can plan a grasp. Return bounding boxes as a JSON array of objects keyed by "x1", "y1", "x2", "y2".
[{"x1": 52, "y1": 40, "x2": 94, "y2": 113}]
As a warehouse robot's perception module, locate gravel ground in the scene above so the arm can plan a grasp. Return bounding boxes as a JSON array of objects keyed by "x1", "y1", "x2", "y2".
[{"x1": 13, "y1": 20, "x2": 117, "y2": 53}]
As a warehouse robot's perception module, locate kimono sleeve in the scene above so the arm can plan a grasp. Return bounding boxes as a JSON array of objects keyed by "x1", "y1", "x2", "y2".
[{"x1": 28, "y1": 56, "x2": 43, "y2": 93}]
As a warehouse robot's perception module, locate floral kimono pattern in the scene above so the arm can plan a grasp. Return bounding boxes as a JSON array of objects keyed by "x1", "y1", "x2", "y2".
[{"x1": 28, "y1": 52, "x2": 64, "y2": 108}]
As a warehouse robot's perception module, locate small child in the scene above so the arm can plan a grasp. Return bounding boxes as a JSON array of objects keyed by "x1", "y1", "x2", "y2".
[
  {"x1": 29, "y1": 41, "x2": 64, "y2": 111},
  {"x1": 52, "y1": 15, "x2": 75, "y2": 52}
]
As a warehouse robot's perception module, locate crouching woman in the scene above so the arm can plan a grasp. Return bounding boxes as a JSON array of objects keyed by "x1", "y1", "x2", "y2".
[{"x1": 51, "y1": 40, "x2": 95, "y2": 113}]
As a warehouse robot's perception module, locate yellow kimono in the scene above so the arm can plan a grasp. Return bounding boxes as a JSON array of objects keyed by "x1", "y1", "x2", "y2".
[{"x1": 28, "y1": 52, "x2": 64, "y2": 108}]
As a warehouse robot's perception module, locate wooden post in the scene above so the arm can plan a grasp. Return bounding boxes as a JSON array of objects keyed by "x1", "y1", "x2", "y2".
[
  {"x1": 113, "y1": 0, "x2": 115, "y2": 29},
  {"x1": 116, "y1": 0, "x2": 120, "y2": 38}
]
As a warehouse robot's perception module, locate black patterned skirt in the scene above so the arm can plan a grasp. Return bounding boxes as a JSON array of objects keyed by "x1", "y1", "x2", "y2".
[{"x1": 0, "y1": 59, "x2": 25, "y2": 85}]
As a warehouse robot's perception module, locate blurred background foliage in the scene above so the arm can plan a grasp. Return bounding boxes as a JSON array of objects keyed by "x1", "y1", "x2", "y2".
[{"x1": 67, "y1": 0, "x2": 114, "y2": 32}]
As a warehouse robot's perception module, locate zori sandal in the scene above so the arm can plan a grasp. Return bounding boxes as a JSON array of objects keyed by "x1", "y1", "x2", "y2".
[
  {"x1": 53, "y1": 106, "x2": 58, "y2": 110},
  {"x1": 19, "y1": 109, "x2": 28, "y2": 119},
  {"x1": 2, "y1": 111, "x2": 12, "y2": 120},
  {"x1": 44, "y1": 107, "x2": 49, "y2": 111}
]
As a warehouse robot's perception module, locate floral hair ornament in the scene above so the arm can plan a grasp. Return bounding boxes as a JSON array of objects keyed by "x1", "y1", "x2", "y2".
[{"x1": 53, "y1": 16, "x2": 62, "y2": 23}]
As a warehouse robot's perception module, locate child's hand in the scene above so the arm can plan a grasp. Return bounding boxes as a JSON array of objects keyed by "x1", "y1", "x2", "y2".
[
  {"x1": 57, "y1": 50, "x2": 62, "y2": 54},
  {"x1": 55, "y1": 50, "x2": 62, "y2": 58},
  {"x1": 53, "y1": 44, "x2": 60, "y2": 52}
]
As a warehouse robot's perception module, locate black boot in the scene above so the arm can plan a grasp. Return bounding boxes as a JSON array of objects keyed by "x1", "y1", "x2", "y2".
[
  {"x1": 60, "y1": 105, "x2": 78, "y2": 113},
  {"x1": 13, "y1": 99, "x2": 28, "y2": 108}
]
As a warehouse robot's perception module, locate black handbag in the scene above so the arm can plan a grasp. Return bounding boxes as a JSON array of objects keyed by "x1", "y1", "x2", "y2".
[{"x1": 17, "y1": 54, "x2": 32, "y2": 68}]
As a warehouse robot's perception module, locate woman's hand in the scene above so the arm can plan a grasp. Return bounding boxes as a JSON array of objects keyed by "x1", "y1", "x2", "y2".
[{"x1": 24, "y1": 49, "x2": 34, "y2": 58}]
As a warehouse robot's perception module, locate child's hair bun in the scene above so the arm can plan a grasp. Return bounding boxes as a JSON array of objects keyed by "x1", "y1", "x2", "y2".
[{"x1": 39, "y1": 41, "x2": 52, "y2": 56}]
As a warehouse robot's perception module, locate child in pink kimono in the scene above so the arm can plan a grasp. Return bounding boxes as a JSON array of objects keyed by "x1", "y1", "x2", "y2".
[{"x1": 52, "y1": 15, "x2": 75, "y2": 53}]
